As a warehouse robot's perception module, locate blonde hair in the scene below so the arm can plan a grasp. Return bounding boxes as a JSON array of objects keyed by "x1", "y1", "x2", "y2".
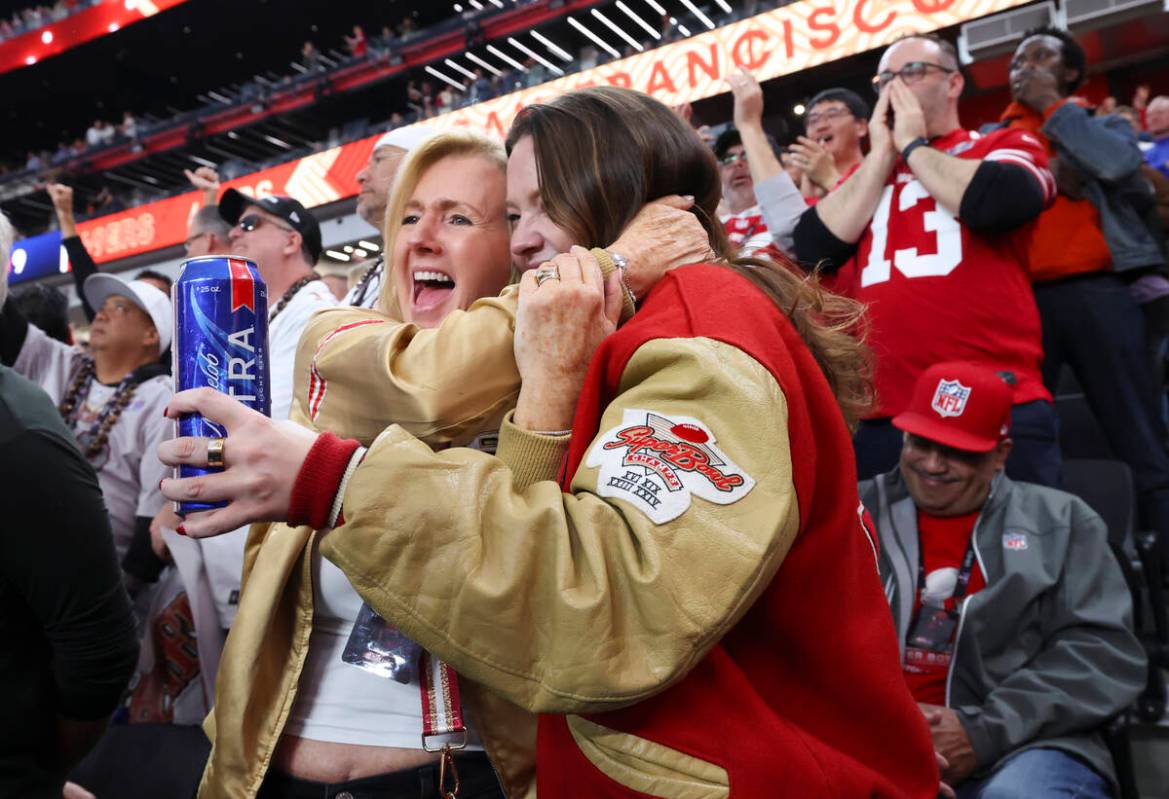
[{"x1": 378, "y1": 131, "x2": 508, "y2": 315}]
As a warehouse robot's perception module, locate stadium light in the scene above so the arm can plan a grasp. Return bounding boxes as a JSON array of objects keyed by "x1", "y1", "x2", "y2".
[
  {"x1": 567, "y1": 17, "x2": 621, "y2": 60},
  {"x1": 591, "y1": 9, "x2": 643, "y2": 52},
  {"x1": 425, "y1": 64, "x2": 467, "y2": 90},
  {"x1": 41, "y1": 30, "x2": 53, "y2": 44},
  {"x1": 669, "y1": 16, "x2": 691, "y2": 36},
  {"x1": 489, "y1": 0, "x2": 504, "y2": 7},
  {"x1": 469, "y1": 0, "x2": 484, "y2": 9},
  {"x1": 264, "y1": 135, "x2": 291, "y2": 149},
  {"x1": 454, "y1": 3, "x2": 463, "y2": 10},
  {"x1": 444, "y1": 58, "x2": 478, "y2": 80},
  {"x1": 486, "y1": 43, "x2": 527, "y2": 72},
  {"x1": 359, "y1": 240, "x2": 381, "y2": 251},
  {"x1": 616, "y1": 1, "x2": 660, "y2": 40},
  {"x1": 326, "y1": 250, "x2": 351, "y2": 261},
  {"x1": 712, "y1": 0, "x2": 732, "y2": 13},
  {"x1": 508, "y1": 38, "x2": 564, "y2": 75},
  {"x1": 465, "y1": 52, "x2": 503, "y2": 76},
  {"x1": 531, "y1": 30, "x2": 574, "y2": 62},
  {"x1": 677, "y1": 0, "x2": 715, "y2": 29},
  {"x1": 641, "y1": 0, "x2": 667, "y2": 15},
  {"x1": 794, "y1": 103, "x2": 806, "y2": 115}
]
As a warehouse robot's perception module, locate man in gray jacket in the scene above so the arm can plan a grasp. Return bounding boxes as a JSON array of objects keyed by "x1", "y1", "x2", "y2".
[{"x1": 862, "y1": 361, "x2": 1145, "y2": 797}]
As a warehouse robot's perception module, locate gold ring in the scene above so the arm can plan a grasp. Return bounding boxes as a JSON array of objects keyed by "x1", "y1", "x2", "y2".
[
  {"x1": 207, "y1": 437, "x2": 226, "y2": 469},
  {"x1": 534, "y1": 266, "x2": 560, "y2": 287}
]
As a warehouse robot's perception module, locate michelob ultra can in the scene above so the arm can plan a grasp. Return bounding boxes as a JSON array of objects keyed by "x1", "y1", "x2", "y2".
[{"x1": 172, "y1": 256, "x2": 271, "y2": 515}]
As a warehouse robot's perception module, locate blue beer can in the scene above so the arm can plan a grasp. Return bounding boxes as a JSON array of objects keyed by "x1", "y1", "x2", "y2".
[{"x1": 172, "y1": 256, "x2": 271, "y2": 515}]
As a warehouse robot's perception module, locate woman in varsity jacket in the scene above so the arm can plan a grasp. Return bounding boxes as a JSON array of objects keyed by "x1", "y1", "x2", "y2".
[{"x1": 161, "y1": 88, "x2": 940, "y2": 798}]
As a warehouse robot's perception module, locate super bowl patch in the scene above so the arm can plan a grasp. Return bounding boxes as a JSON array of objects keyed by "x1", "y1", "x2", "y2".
[{"x1": 585, "y1": 409, "x2": 755, "y2": 524}]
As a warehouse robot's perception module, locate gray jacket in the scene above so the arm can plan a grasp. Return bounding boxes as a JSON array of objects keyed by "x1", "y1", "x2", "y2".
[
  {"x1": 989, "y1": 103, "x2": 1165, "y2": 272},
  {"x1": 861, "y1": 470, "x2": 1146, "y2": 788}
]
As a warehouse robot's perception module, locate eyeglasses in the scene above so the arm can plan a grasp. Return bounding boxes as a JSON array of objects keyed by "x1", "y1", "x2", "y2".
[
  {"x1": 805, "y1": 107, "x2": 853, "y2": 128},
  {"x1": 872, "y1": 61, "x2": 956, "y2": 90},
  {"x1": 237, "y1": 213, "x2": 295, "y2": 234},
  {"x1": 719, "y1": 151, "x2": 748, "y2": 166}
]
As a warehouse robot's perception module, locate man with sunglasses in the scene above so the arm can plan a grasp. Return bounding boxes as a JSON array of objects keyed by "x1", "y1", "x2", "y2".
[
  {"x1": 793, "y1": 34, "x2": 1059, "y2": 487},
  {"x1": 863, "y1": 362, "x2": 1143, "y2": 797},
  {"x1": 188, "y1": 191, "x2": 336, "y2": 637},
  {"x1": 218, "y1": 190, "x2": 337, "y2": 422}
]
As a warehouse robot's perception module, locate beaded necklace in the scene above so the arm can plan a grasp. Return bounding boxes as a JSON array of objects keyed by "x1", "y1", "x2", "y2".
[
  {"x1": 58, "y1": 357, "x2": 141, "y2": 462},
  {"x1": 269, "y1": 275, "x2": 316, "y2": 323},
  {"x1": 348, "y1": 257, "x2": 383, "y2": 307}
]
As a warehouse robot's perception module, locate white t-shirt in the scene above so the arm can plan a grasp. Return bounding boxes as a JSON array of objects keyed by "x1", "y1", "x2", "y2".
[
  {"x1": 283, "y1": 542, "x2": 484, "y2": 750},
  {"x1": 13, "y1": 324, "x2": 171, "y2": 559},
  {"x1": 342, "y1": 258, "x2": 384, "y2": 310},
  {"x1": 268, "y1": 278, "x2": 338, "y2": 422}
]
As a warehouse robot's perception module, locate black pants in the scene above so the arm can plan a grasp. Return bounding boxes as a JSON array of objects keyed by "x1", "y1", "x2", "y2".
[
  {"x1": 854, "y1": 400, "x2": 1062, "y2": 488},
  {"x1": 1036, "y1": 273, "x2": 1169, "y2": 568},
  {"x1": 257, "y1": 751, "x2": 504, "y2": 799}
]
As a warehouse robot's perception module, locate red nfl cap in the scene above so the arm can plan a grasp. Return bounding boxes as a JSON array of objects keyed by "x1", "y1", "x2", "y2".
[{"x1": 892, "y1": 362, "x2": 1012, "y2": 453}]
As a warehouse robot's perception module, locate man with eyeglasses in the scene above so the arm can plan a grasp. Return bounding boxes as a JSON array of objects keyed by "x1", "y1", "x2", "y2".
[
  {"x1": 792, "y1": 34, "x2": 1059, "y2": 488},
  {"x1": 715, "y1": 67, "x2": 807, "y2": 257},
  {"x1": 787, "y1": 88, "x2": 869, "y2": 200},
  {"x1": 992, "y1": 27, "x2": 1169, "y2": 574},
  {"x1": 0, "y1": 254, "x2": 173, "y2": 596}
]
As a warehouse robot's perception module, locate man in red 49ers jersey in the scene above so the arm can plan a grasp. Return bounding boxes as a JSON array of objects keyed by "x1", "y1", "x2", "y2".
[{"x1": 794, "y1": 34, "x2": 1060, "y2": 487}]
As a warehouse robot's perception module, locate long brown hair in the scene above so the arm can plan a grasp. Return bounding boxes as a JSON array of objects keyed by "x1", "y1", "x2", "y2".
[{"x1": 505, "y1": 87, "x2": 872, "y2": 427}]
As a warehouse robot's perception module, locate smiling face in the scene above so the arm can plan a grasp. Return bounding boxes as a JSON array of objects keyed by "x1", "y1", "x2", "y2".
[
  {"x1": 899, "y1": 434, "x2": 1011, "y2": 517},
  {"x1": 391, "y1": 154, "x2": 511, "y2": 328},
  {"x1": 719, "y1": 143, "x2": 756, "y2": 214},
  {"x1": 506, "y1": 135, "x2": 576, "y2": 273},
  {"x1": 805, "y1": 99, "x2": 867, "y2": 162}
]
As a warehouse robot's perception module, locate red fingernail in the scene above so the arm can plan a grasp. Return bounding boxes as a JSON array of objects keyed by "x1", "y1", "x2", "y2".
[
  {"x1": 159, "y1": 479, "x2": 164, "y2": 490},
  {"x1": 176, "y1": 524, "x2": 186, "y2": 536},
  {"x1": 162, "y1": 409, "x2": 168, "y2": 418}
]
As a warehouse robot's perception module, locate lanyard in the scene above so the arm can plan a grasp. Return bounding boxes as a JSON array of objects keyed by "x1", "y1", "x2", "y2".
[
  {"x1": 916, "y1": 537, "x2": 978, "y2": 603},
  {"x1": 420, "y1": 651, "x2": 466, "y2": 798}
]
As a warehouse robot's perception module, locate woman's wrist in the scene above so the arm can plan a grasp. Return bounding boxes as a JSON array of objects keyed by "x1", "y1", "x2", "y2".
[{"x1": 514, "y1": 383, "x2": 580, "y2": 433}]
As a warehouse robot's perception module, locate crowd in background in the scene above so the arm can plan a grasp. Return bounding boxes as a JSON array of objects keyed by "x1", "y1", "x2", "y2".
[{"x1": 1, "y1": 17, "x2": 1169, "y2": 799}]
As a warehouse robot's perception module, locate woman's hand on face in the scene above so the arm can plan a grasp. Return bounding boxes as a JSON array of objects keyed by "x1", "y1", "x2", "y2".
[
  {"x1": 609, "y1": 195, "x2": 712, "y2": 299},
  {"x1": 513, "y1": 246, "x2": 623, "y2": 432},
  {"x1": 158, "y1": 388, "x2": 319, "y2": 537}
]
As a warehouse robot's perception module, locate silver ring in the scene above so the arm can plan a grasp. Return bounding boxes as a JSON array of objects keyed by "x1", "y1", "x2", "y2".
[
  {"x1": 534, "y1": 266, "x2": 560, "y2": 287},
  {"x1": 207, "y1": 437, "x2": 226, "y2": 469}
]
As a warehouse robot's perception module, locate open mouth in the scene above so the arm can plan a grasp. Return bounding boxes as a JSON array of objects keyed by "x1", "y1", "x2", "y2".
[
  {"x1": 412, "y1": 269, "x2": 455, "y2": 312},
  {"x1": 818, "y1": 133, "x2": 834, "y2": 146}
]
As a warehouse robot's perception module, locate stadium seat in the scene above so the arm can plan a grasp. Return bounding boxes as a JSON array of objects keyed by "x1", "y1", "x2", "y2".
[{"x1": 1062, "y1": 459, "x2": 1169, "y2": 799}]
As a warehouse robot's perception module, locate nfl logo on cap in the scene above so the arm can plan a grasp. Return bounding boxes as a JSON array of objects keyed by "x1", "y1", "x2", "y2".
[{"x1": 931, "y1": 379, "x2": 971, "y2": 418}]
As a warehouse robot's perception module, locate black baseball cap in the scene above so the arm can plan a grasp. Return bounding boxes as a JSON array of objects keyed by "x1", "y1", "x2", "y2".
[
  {"x1": 218, "y1": 189, "x2": 323, "y2": 263},
  {"x1": 713, "y1": 127, "x2": 782, "y2": 161}
]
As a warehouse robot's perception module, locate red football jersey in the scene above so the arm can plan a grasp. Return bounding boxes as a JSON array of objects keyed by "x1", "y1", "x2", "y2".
[
  {"x1": 721, "y1": 204, "x2": 772, "y2": 255},
  {"x1": 832, "y1": 128, "x2": 1055, "y2": 418}
]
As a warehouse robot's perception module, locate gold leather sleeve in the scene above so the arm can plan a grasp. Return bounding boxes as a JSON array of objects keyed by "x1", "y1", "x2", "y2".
[
  {"x1": 291, "y1": 286, "x2": 521, "y2": 446},
  {"x1": 322, "y1": 336, "x2": 800, "y2": 713}
]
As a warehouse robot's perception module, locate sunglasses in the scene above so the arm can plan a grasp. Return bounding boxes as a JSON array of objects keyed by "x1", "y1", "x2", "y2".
[
  {"x1": 872, "y1": 61, "x2": 955, "y2": 90},
  {"x1": 719, "y1": 151, "x2": 748, "y2": 166},
  {"x1": 237, "y1": 213, "x2": 295, "y2": 234}
]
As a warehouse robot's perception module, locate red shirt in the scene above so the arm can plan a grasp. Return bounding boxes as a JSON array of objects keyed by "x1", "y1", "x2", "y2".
[
  {"x1": 902, "y1": 510, "x2": 987, "y2": 706},
  {"x1": 831, "y1": 128, "x2": 1054, "y2": 417},
  {"x1": 720, "y1": 205, "x2": 771, "y2": 255}
]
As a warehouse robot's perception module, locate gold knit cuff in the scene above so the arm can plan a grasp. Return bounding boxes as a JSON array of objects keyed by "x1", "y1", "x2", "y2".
[
  {"x1": 590, "y1": 247, "x2": 637, "y2": 322},
  {"x1": 497, "y1": 410, "x2": 572, "y2": 491}
]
